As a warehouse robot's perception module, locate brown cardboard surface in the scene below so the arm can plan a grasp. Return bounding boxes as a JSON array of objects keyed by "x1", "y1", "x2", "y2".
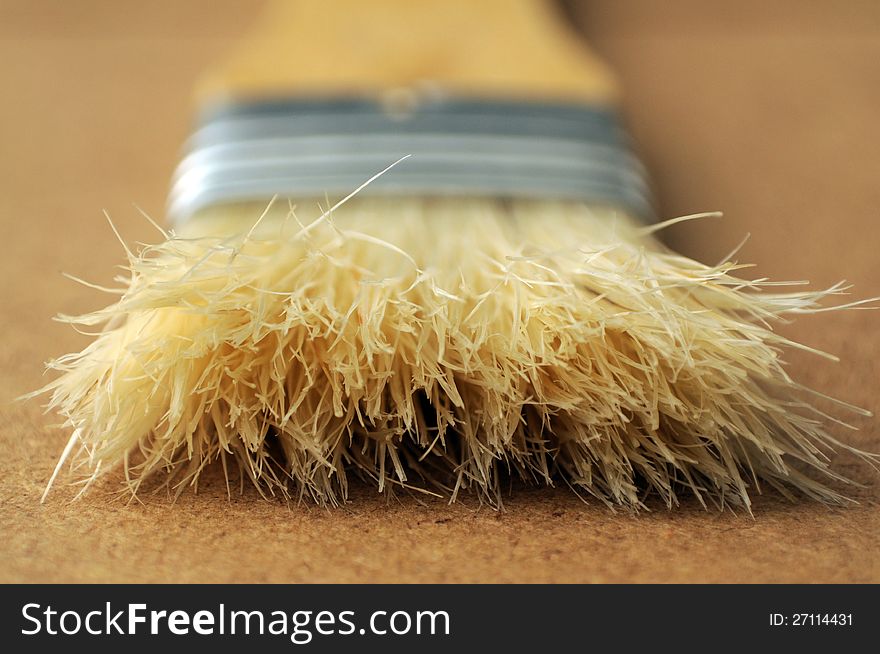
[{"x1": 1, "y1": 0, "x2": 878, "y2": 583}]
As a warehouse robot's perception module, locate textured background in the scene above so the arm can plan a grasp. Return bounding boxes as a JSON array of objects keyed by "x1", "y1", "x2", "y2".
[{"x1": 1, "y1": 0, "x2": 878, "y2": 582}]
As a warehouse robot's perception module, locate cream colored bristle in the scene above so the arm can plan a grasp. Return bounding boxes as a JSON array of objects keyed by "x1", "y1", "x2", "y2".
[{"x1": 34, "y1": 197, "x2": 878, "y2": 508}]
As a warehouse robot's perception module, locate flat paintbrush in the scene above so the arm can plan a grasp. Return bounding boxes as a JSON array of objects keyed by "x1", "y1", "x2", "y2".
[{"x1": 37, "y1": 0, "x2": 876, "y2": 508}]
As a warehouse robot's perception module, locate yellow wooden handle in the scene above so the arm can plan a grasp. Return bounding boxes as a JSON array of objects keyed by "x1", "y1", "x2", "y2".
[{"x1": 197, "y1": 0, "x2": 618, "y2": 106}]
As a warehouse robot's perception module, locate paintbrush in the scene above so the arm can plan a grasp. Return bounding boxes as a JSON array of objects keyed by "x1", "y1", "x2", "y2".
[{"x1": 37, "y1": 0, "x2": 876, "y2": 508}]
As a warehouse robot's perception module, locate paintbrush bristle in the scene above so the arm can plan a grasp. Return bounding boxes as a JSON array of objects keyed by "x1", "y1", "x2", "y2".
[{"x1": 35, "y1": 197, "x2": 877, "y2": 508}]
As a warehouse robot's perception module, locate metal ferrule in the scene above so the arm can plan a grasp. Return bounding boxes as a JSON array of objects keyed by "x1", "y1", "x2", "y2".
[{"x1": 168, "y1": 97, "x2": 653, "y2": 224}]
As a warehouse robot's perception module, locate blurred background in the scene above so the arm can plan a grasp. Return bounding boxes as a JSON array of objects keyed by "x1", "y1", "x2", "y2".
[
  {"x1": 1, "y1": 0, "x2": 877, "y2": 582},
  {"x1": 2, "y1": 1, "x2": 879, "y2": 318}
]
